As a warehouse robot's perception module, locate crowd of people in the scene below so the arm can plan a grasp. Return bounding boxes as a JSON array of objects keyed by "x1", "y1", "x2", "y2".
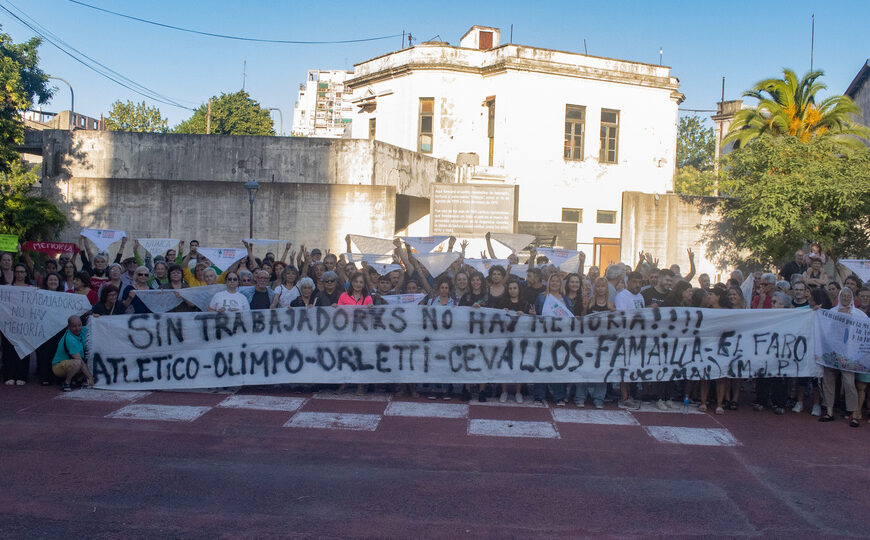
[{"x1": 1, "y1": 233, "x2": 868, "y2": 427}]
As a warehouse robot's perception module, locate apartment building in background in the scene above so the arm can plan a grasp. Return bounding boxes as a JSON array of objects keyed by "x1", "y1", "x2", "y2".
[{"x1": 291, "y1": 69, "x2": 354, "y2": 138}]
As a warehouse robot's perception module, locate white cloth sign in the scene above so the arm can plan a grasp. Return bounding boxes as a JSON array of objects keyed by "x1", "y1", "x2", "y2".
[
  {"x1": 349, "y1": 235, "x2": 395, "y2": 255},
  {"x1": 840, "y1": 259, "x2": 870, "y2": 283},
  {"x1": 86, "y1": 306, "x2": 819, "y2": 390},
  {"x1": 365, "y1": 263, "x2": 403, "y2": 276},
  {"x1": 379, "y1": 293, "x2": 427, "y2": 305},
  {"x1": 137, "y1": 238, "x2": 179, "y2": 258},
  {"x1": 402, "y1": 236, "x2": 449, "y2": 253},
  {"x1": 465, "y1": 258, "x2": 510, "y2": 275},
  {"x1": 195, "y1": 247, "x2": 247, "y2": 272},
  {"x1": 344, "y1": 253, "x2": 393, "y2": 265},
  {"x1": 490, "y1": 233, "x2": 535, "y2": 253},
  {"x1": 81, "y1": 228, "x2": 126, "y2": 252},
  {"x1": 414, "y1": 252, "x2": 460, "y2": 278},
  {"x1": 535, "y1": 247, "x2": 580, "y2": 271},
  {"x1": 814, "y1": 309, "x2": 870, "y2": 373},
  {"x1": 741, "y1": 274, "x2": 755, "y2": 308},
  {"x1": 0, "y1": 288, "x2": 93, "y2": 356},
  {"x1": 244, "y1": 238, "x2": 283, "y2": 246},
  {"x1": 541, "y1": 294, "x2": 572, "y2": 317}
]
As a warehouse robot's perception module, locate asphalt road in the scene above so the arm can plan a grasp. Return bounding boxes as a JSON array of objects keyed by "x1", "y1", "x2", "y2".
[{"x1": 1, "y1": 384, "x2": 868, "y2": 539}]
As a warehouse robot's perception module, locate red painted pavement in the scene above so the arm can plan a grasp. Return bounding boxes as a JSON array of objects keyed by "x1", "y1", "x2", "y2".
[{"x1": 1, "y1": 383, "x2": 869, "y2": 538}]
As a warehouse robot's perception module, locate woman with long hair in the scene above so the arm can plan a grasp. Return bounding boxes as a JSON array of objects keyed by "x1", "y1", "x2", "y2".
[
  {"x1": 337, "y1": 271, "x2": 372, "y2": 306},
  {"x1": 532, "y1": 273, "x2": 571, "y2": 406},
  {"x1": 34, "y1": 273, "x2": 66, "y2": 385},
  {"x1": 271, "y1": 266, "x2": 301, "y2": 309},
  {"x1": 459, "y1": 272, "x2": 488, "y2": 307},
  {"x1": 2, "y1": 264, "x2": 33, "y2": 385}
]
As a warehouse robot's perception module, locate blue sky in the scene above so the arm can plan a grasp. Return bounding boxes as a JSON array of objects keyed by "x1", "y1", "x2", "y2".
[{"x1": 3, "y1": 0, "x2": 869, "y2": 131}]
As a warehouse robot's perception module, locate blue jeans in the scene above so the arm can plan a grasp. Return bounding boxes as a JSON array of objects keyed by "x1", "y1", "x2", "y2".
[
  {"x1": 573, "y1": 383, "x2": 606, "y2": 406},
  {"x1": 533, "y1": 383, "x2": 566, "y2": 402}
]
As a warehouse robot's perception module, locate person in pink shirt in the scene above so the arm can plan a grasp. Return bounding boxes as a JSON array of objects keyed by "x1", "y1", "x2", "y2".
[{"x1": 338, "y1": 272, "x2": 373, "y2": 306}]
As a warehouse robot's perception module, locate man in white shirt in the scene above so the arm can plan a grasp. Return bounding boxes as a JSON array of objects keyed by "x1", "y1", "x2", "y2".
[{"x1": 615, "y1": 271, "x2": 645, "y2": 311}]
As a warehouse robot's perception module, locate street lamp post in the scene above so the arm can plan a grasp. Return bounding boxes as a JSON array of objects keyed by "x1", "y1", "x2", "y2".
[
  {"x1": 48, "y1": 76, "x2": 74, "y2": 130},
  {"x1": 244, "y1": 180, "x2": 259, "y2": 238}
]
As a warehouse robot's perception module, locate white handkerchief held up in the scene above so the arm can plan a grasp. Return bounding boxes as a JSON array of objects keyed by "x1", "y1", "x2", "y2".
[
  {"x1": 535, "y1": 247, "x2": 580, "y2": 272},
  {"x1": 840, "y1": 259, "x2": 870, "y2": 283},
  {"x1": 81, "y1": 228, "x2": 126, "y2": 253},
  {"x1": 349, "y1": 235, "x2": 395, "y2": 255},
  {"x1": 541, "y1": 294, "x2": 572, "y2": 317},
  {"x1": 490, "y1": 233, "x2": 535, "y2": 253},
  {"x1": 414, "y1": 252, "x2": 460, "y2": 278},
  {"x1": 137, "y1": 238, "x2": 179, "y2": 258},
  {"x1": 196, "y1": 247, "x2": 247, "y2": 272},
  {"x1": 464, "y1": 258, "x2": 510, "y2": 275},
  {"x1": 378, "y1": 293, "x2": 427, "y2": 305},
  {"x1": 401, "y1": 236, "x2": 449, "y2": 253},
  {"x1": 365, "y1": 263, "x2": 403, "y2": 276},
  {"x1": 344, "y1": 253, "x2": 394, "y2": 265}
]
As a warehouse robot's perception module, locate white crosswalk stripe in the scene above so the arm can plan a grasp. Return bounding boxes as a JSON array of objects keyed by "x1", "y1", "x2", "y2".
[
  {"x1": 218, "y1": 395, "x2": 306, "y2": 412},
  {"x1": 645, "y1": 426, "x2": 739, "y2": 446},
  {"x1": 106, "y1": 404, "x2": 211, "y2": 422},
  {"x1": 56, "y1": 389, "x2": 150, "y2": 402},
  {"x1": 468, "y1": 419, "x2": 560, "y2": 439},
  {"x1": 285, "y1": 412, "x2": 381, "y2": 431},
  {"x1": 385, "y1": 401, "x2": 469, "y2": 418},
  {"x1": 552, "y1": 408, "x2": 640, "y2": 426}
]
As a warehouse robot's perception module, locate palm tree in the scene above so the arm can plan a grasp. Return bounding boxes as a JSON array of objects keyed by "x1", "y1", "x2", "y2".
[{"x1": 723, "y1": 69, "x2": 870, "y2": 148}]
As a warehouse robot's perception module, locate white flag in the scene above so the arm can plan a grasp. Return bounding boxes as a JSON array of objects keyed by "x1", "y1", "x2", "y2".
[
  {"x1": 490, "y1": 233, "x2": 535, "y2": 253},
  {"x1": 244, "y1": 238, "x2": 283, "y2": 246},
  {"x1": 365, "y1": 263, "x2": 403, "y2": 276},
  {"x1": 349, "y1": 235, "x2": 395, "y2": 255},
  {"x1": 81, "y1": 228, "x2": 126, "y2": 253},
  {"x1": 840, "y1": 259, "x2": 870, "y2": 283},
  {"x1": 0, "y1": 288, "x2": 93, "y2": 356},
  {"x1": 535, "y1": 247, "x2": 580, "y2": 272},
  {"x1": 401, "y1": 236, "x2": 449, "y2": 253},
  {"x1": 541, "y1": 294, "x2": 572, "y2": 317},
  {"x1": 741, "y1": 273, "x2": 755, "y2": 308},
  {"x1": 379, "y1": 293, "x2": 427, "y2": 305},
  {"x1": 134, "y1": 288, "x2": 185, "y2": 313},
  {"x1": 344, "y1": 253, "x2": 393, "y2": 265},
  {"x1": 414, "y1": 252, "x2": 460, "y2": 278},
  {"x1": 196, "y1": 247, "x2": 247, "y2": 272},
  {"x1": 137, "y1": 238, "x2": 179, "y2": 258},
  {"x1": 465, "y1": 258, "x2": 510, "y2": 275},
  {"x1": 509, "y1": 265, "x2": 528, "y2": 279}
]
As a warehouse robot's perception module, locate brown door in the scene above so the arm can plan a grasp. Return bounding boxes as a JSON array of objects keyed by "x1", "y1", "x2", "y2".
[
  {"x1": 479, "y1": 31, "x2": 493, "y2": 50},
  {"x1": 593, "y1": 237, "x2": 621, "y2": 269}
]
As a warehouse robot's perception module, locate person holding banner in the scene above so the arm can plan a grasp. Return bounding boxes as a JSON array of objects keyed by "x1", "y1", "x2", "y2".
[
  {"x1": 208, "y1": 272, "x2": 249, "y2": 313},
  {"x1": 425, "y1": 276, "x2": 456, "y2": 307},
  {"x1": 99, "y1": 264, "x2": 123, "y2": 299},
  {"x1": 459, "y1": 272, "x2": 488, "y2": 308},
  {"x1": 33, "y1": 273, "x2": 67, "y2": 385},
  {"x1": 338, "y1": 272, "x2": 373, "y2": 306},
  {"x1": 242, "y1": 270, "x2": 275, "y2": 309},
  {"x1": 532, "y1": 273, "x2": 572, "y2": 406},
  {"x1": 2, "y1": 264, "x2": 34, "y2": 385},
  {"x1": 71, "y1": 271, "x2": 98, "y2": 306},
  {"x1": 121, "y1": 267, "x2": 154, "y2": 314},
  {"x1": 0, "y1": 251, "x2": 14, "y2": 284},
  {"x1": 289, "y1": 277, "x2": 319, "y2": 308},
  {"x1": 271, "y1": 266, "x2": 301, "y2": 309},
  {"x1": 52, "y1": 316, "x2": 94, "y2": 392},
  {"x1": 92, "y1": 285, "x2": 122, "y2": 316},
  {"x1": 486, "y1": 266, "x2": 508, "y2": 308},
  {"x1": 315, "y1": 271, "x2": 343, "y2": 307},
  {"x1": 162, "y1": 264, "x2": 198, "y2": 312},
  {"x1": 563, "y1": 273, "x2": 586, "y2": 316},
  {"x1": 820, "y1": 288, "x2": 867, "y2": 427}
]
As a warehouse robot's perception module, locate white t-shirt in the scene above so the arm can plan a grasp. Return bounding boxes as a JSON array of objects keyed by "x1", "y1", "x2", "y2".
[
  {"x1": 273, "y1": 284, "x2": 300, "y2": 308},
  {"x1": 209, "y1": 290, "x2": 250, "y2": 312},
  {"x1": 615, "y1": 289, "x2": 645, "y2": 311}
]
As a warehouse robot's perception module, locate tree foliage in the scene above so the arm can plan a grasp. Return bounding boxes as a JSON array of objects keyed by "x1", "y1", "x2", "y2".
[
  {"x1": 723, "y1": 69, "x2": 870, "y2": 148},
  {"x1": 1, "y1": 26, "x2": 53, "y2": 173},
  {"x1": 105, "y1": 100, "x2": 168, "y2": 133},
  {"x1": 674, "y1": 166, "x2": 717, "y2": 196},
  {"x1": 677, "y1": 115, "x2": 715, "y2": 170},
  {"x1": 705, "y1": 136, "x2": 870, "y2": 267},
  {"x1": 0, "y1": 160, "x2": 67, "y2": 239},
  {"x1": 174, "y1": 91, "x2": 274, "y2": 135}
]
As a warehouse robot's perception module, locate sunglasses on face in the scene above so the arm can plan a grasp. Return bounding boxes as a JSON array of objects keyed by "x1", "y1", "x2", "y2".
[
  {"x1": 137, "y1": 273, "x2": 149, "y2": 276},
  {"x1": 324, "y1": 279, "x2": 335, "y2": 283},
  {"x1": 226, "y1": 277, "x2": 239, "y2": 282}
]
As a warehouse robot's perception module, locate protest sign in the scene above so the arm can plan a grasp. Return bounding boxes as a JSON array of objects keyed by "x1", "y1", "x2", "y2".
[
  {"x1": 840, "y1": 259, "x2": 870, "y2": 283},
  {"x1": 86, "y1": 306, "x2": 818, "y2": 390},
  {"x1": 365, "y1": 263, "x2": 403, "y2": 276},
  {"x1": 137, "y1": 238, "x2": 179, "y2": 258},
  {"x1": 414, "y1": 252, "x2": 460, "y2": 278},
  {"x1": 344, "y1": 253, "x2": 393, "y2": 265},
  {"x1": 349, "y1": 235, "x2": 395, "y2": 255},
  {"x1": 465, "y1": 258, "x2": 510, "y2": 275},
  {"x1": 22, "y1": 242, "x2": 79, "y2": 257},
  {"x1": 0, "y1": 288, "x2": 93, "y2": 356},
  {"x1": 196, "y1": 247, "x2": 247, "y2": 272},
  {"x1": 135, "y1": 285, "x2": 253, "y2": 313},
  {"x1": 81, "y1": 228, "x2": 126, "y2": 252},
  {"x1": 541, "y1": 294, "x2": 572, "y2": 317},
  {"x1": 814, "y1": 309, "x2": 870, "y2": 373},
  {"x1": 490, "y1": 233, "x2": 535, "y2": 253},
  {"x1": 0, "y1": 234, "x2": 18, "y2": 252},
  {"x1": 379, "y1": 293, "x2": 426, "y2": 305},
  {"x1": 402, "y1": 236, "x2": 449, "y2": 253},
  {"x1": 535, "y1": 247, "x2": 580, "y2": 272}
]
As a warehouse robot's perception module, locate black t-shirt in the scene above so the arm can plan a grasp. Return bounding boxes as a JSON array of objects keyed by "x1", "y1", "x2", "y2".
[
  {"x1": 290, "y1": 295, "x2": 318, "y2": 307},
  {"x1": 781, "y1": 261, "x2": 807, "y2": 282},
  {"x1": 250, "y1": 290, "x2": 271, "y2": 310},
  {"x1": 503, "y1": 299, "x2": 530, "y2": 314},
  {"x1": 315, "y1": 289, "x2": 342, "y2": 306},
  {"x1": 92, "y1": 301, "x2": 122, "y2": 316},
  {"x1": 459, "y1": 291, "x2": 487, "y2": 307},
  {"x1": 521, "y1": 285, "x2": 545, "y2": 307},
  {"x1": 588, "y1": 300, "x2": 611, "y2": 313},
  {"x1": 642, "y1": 287, "x2": 668, "y2": 307}
]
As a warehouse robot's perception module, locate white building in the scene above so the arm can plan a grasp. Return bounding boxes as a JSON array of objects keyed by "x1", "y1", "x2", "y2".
[
  {"x1": 291, "y1": 69, "x2": 354, "y2": 137},
  {"x1": 346, "y1": 25, "x2": 682, "y2": 266}
]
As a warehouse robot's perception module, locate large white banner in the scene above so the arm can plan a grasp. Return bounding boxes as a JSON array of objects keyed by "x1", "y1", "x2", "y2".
[
  {"x1": 135, "y1": 285, "x2": 255, "y2": 313},
  {"x1": 81, "y1": 228, "x2": 126, "y2": 252},
  {"x1": 86, "y1": 306, "x2": 818, "y2": 390},
  {"x1": 840, "y1": 259, "x2": 870, "y2": 283},
  {"x1": 137, "y1": 238, "x2": 179, "y2": 258},
  {"x1": 814, "y1": 309, "x2": 870, "y2": 373},
  {"x1": 196, "y1": 247, "x2": 247, "y2": 272},
  {"x1": 465, "y1": 258, "x2": 510, "y2": 275},
  {"x1": 349, "y1": 235, "x2": 395, "y2": 255},
  {"x1": 0, "y1": 288, "x2": 93, "y2": 356},
  {"x1": 535, "y1": 247, "x2": 581, "y2": 272},
  {"x1": 402, "y1": 236, "x2": 449, "y2": 253}
]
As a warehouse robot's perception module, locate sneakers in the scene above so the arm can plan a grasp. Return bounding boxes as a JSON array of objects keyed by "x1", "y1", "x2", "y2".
[
  {"x1": 792, "y1": 402, "x2": 804, "y2": 413},
  {"x1": 534, "y1": 398, "x2": 544, "y2": 406},
  {"x1": 15, "y1": 379, "x2": 25, "y2": 386},
  {"x1": 556, "y1": 399, "x2": 566, "y2": 407},
  {"x1": 656, "y1": 399, "x2": 669, "y2": 411},
  {"x1": 752, "y1": 403, "x2": 765, "y2": 412},
  {"x1": 664, "y1": 399, "x2": 677, "y2": 409},
  {"x1": 698, "y1": 404, "x2": 707, "y2": 412},
  {"x1": 618, "y1": 398, "x2": 642, "y2": 410},
  {"x1": 61, "y1": 383, "x2": 72, "y2": 392},
  {"x1": 715, "y1": 406, "x2": 725, "y2": 415},
  {"x1": 514, "y1": 393, "x2": 523, "y2": 404},
  {"x1": 499, "y1": 392, "x2": 508, "y2": 403},
  {"x1": 574, "y1": 401, "x2": 585, "y2": 408},
  {"x1": 811, "y1": 404, "x2": 821, "y2": 416},
  {"x1": 4, "y1": 380, "x2": 13, "y2": 386},
  {"x1": 774, "y1": 407, "x2": 785, "y2": 415},
  {"x1": 594, "y1": 403, "x2": 604, "y2": 410}
]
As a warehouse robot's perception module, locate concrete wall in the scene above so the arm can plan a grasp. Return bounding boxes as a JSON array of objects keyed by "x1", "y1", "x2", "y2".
[
  {"x1": 620, "y1": 191, "x2": 723, "y2": 284},
  {"x1": 347, "y1": 39, "x2": 681, "y2": 250},
  {"x1": 38, "y1": 130, "x2": 453, "y2": 252}
]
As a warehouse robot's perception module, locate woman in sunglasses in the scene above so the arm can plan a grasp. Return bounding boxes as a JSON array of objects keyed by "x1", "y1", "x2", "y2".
[
  {"x1": 121, "y1": 266, "x2": 154, "y2": 314},
  {"x1": 208, "y1": 271, "x2": 249, "y2": 313}
]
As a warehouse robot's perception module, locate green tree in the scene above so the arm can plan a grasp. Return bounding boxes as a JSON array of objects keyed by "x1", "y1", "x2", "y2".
[
  {"x1": 677, "y1": 115, "x2": 715, "y2": 170},
  {"x1": 674, "y1": 166, "x2": 717, "y2": 196},
  {"x1": 105, "y1": 100, "x2": 168, "y2": 133},
  {"x1": 174, "y1": 90, "x2": 274, "y2": 135},
  {"x1": 0, "y1": 27, "x2": 53, "y2": 173},
  {"x1": 705, "y1": 136, "x2": 870, "y2": 267},
  {"x1": 723, "y1": 68, "x2": 870, "y2": 148},
  {"x1": 0, "y1": 160, "x2": 67, "y2": 239}
]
